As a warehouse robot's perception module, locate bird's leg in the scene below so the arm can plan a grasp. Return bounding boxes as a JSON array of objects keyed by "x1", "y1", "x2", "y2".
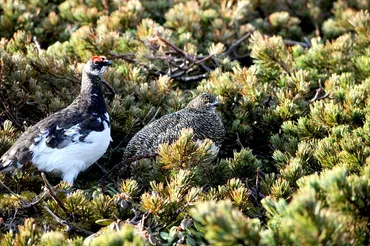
[
  {"x1": 61, "y1": 171, "x2": 79, "y2": 196},
  {"x1": 41, "y1": 172, "x2": 69, "y2": 213}
]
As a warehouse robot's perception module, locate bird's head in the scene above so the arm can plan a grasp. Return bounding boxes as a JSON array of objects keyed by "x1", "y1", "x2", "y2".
[
  {"x1": 186, "y1": 93, "x2": 220, "y2": 112},
  {"x1": 84, "y1": 56, "x2": 113, "y2": 77}
]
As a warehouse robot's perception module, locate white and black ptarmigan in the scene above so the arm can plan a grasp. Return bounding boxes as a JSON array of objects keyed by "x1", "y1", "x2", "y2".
[
  {"x1": 0, "y1": 56, "x2": 112, "y2": 185},
  {"x1": 124, "y1": 93, "x2": 226, "y2": 158}
]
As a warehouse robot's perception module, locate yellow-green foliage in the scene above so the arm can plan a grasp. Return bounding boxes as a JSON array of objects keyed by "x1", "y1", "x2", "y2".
[
  {"x1": 158, "y1": 128, "x2": 217, "y2": 170},
  {"x1": 190, "y1": 200, "x2": 261, "y2": 245},
  {"x1": 89, "y1": 224, "x2": 145, "y2": 246},
  {"x1": 1, "y1": 0, "x2": 370, "y2": 245}
]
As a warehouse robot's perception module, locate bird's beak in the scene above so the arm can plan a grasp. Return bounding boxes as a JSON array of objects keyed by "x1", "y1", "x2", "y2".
[
  {"x1": 211, "y1": 100, "x2": 220, "y2": 107},
  {"x1": 103, "y1": 60, "x2": 113, "y2": 66}
]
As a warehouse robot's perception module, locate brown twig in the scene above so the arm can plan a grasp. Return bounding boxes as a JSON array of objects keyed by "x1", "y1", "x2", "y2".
[
  {"x1": 0, "y1": 180, "x2": 31, "y2": 207},
  {"x1": 157, "y1": 36, "x2": 187, "y2": 57},
  {"x1": 108, "y1": 53, "x2": 137, "y2": 63},
  {"x1": 109, "y1": 32, "x2": 312, "y2": 84},
  {"x1": 195, "y1": 53, "x2": 215, "y2": 65},
  {"x1": 109, "y1": 36, "x2": 217, "y2": 82},
  {"x1": 176, "y1": 74, "x2": 208, "y2": 82},
  {"x1": 43, "y1": 205, "x2": 93, "y2": 236},
  {"x1": 138, "y1": 212, "x2": 149, "y2": 231},
  {"x1": 284, "y1": 39, "x2": 311, "y2": 48},
  {"x1": 236, "y1": 133, "x2": 245, "y2": 149},
  {"x1": 272, "y1": 56, "x2": 291, "y2": 75},
  {"x1": 27, "y1": 191, "x2": 48, "y2": 207},
  {"x1": 33, "y1": 36, "x2": 42, "y2": 54},
  {"x1": 0, "y1": 58, "x2": 4, "y2": 85},
  {"x1": 41, "y1": 172, "x2": 68, "y2": 214},
  {"x1": 310, "y1": 91, "x2": 329, "y2": 102},
  {"x1": 249, "y1": 168, "x2": 265, "y2": 203},
  {"x1": 314, "y1": 21, "x2": 320, "y2": 38},
  {"x1": 309, "y1": 84, "x2": 330, "y2": 103},
  {"x1": 264, "y1": 93, "x2": 273, "y2": 108},
  {"x1": 256, "y1": 168, "x2": 260, "y2": 201},
  {"x1": 0, "y1": 178, "x2": 48, "y2": 209},
  {"x1": 8, "y1": 208, "x2": 18, "y2": 231},
  {"x1": 223, "y1": 31, "x2": 253, "y2": 58},
  {"x1": 157, "y1": 34, "x2": 212, "y2": 72}
]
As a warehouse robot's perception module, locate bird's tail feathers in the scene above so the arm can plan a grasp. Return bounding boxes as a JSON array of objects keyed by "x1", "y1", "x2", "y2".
[{"x1": 0, "y1": 158, "x2": 16, "y2": 173}]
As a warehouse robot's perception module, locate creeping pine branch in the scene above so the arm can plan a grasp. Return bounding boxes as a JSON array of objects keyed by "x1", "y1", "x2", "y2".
[
  {"x1": 309, "y1": 82, "x2": 330, "y2": 103},
  {"x1": 236, "y1": 133, "x2": 245, "y2": 149},
  {"x1": 223, "y1": 31, "x2": 253, "y2": 58},
  {"x1": 0, "y1": 180, "x2": 31, "y2": 207},
  {"x1": 284, "y1": 39, "x2": 311, "y2": 48},
  {"x1": 33, "y1": 36, "x2": 43, "y2": 54},
  {"x1": 43, "y1": 206, "x2": 93, "y2": 236},
  {"x1": 110, "y1": 32, "x2": 311, "y2": 83},
  {"x1": 157, "y1": 34, "x2": 213, "y2": 72},
  {"x1": 109, "y1": 34, "x2": 216, "y2": 82},
  {"x1": 0, "y1": 179, "x2": 47, "y2": 208},
  {"x1": 309, "y1": 87, "x2": 329, "y2": 102},
  {"x1": 255, "y1": 168, "x2": 262, "y2": 201},
  {"x1": 249, "y1": 168, "x2": 266, "y2": 204}
]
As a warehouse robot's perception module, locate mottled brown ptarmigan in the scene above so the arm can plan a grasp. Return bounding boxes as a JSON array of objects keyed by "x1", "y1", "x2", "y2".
[
  {"x1": 0, "y1": 56, "x2": 112, "y2": 185},
  {"x1": 124, "y1": 93, "x2": 225, "y2": 158}
]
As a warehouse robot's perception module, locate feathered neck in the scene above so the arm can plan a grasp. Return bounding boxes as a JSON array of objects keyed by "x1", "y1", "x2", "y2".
[
  {"x1": 79, "y1": 72, "x2": 107, "y2": 114},
  {"x1": 81, "y1": 71, "x2": 105, "y2": 94}
]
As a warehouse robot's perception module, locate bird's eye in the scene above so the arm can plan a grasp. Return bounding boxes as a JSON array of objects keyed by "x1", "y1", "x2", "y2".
[{"x1": 93, "y1": 61, "x2": 99, "y2": 65}]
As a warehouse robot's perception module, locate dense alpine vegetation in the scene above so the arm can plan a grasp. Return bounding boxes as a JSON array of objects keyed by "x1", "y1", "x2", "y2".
[{"x1": 0, "y1": 0, "x2": 369, "y2": 245}]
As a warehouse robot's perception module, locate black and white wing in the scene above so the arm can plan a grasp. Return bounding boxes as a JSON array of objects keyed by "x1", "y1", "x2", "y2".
[{"x1": 0, "y1": 108, "x2": 109, "y2": 172}]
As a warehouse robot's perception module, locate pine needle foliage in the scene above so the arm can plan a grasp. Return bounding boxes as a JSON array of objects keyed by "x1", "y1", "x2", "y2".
[{"x1": 1, "y1": 0, "x2": 370, "y2": 245}]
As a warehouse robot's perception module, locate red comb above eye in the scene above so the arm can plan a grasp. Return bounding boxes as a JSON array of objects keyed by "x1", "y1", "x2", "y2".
[{"x1": 91, "y1": 56, "x2": 102, "y2": 62}]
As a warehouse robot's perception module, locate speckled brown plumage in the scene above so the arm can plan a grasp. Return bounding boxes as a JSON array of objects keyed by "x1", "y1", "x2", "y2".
[{"x1": 124, "y1": 93, "x2": 225, "y2": 158}]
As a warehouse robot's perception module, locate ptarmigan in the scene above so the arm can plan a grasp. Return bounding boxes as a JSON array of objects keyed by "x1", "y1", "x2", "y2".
[
  {"x1": 124, "y1": 93, "x2": 225, "y2": 158},
  {"x1": 0, "y1": 56, "x2": 112, "y2": 185}
]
